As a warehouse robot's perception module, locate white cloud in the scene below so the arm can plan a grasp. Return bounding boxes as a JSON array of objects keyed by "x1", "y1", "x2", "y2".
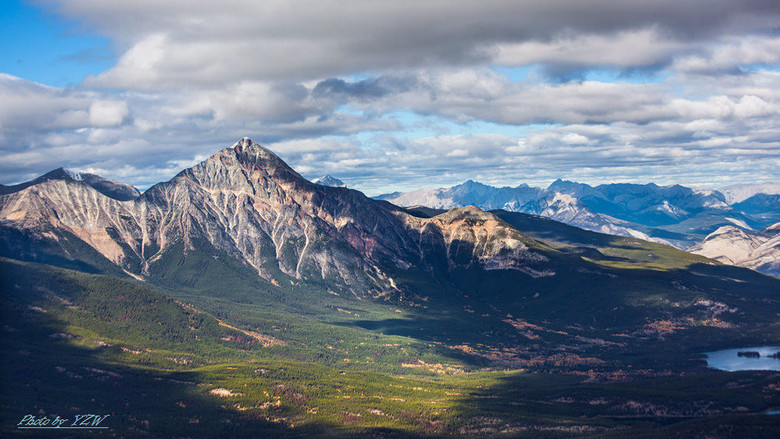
[
  {"x1": 46, "y1": 0, "x2": 780, "y2": 87},
  {"x1": 0, "y1": 75, "x2": 128, "y2": 139},
  {"x1": 3, "y1": 1, "x2": 780, "y2": 194},
  {"x1": 673, "y1": 35, "x2": 780, "y2": 74},
  {"x1": 561, "y1": 134, "x2": 590, "y2": 145},
  {"x1": 670, "y1": 95, "x2": 778, "y2": 120},
  {"x1": 88, "y1": 101, "x2": 129, "y2": 126},
  {"x1": 86, "y1": 33, "x2": 168, "y2": 87}
]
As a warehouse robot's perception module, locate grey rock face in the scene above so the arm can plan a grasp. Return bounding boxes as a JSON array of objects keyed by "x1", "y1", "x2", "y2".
[
  {"x1": 689, "y1": 222, "x2": 780, "y2": 277},
  {"x1": 0, "y1": 168, "x2": 140, "y2": 201}
]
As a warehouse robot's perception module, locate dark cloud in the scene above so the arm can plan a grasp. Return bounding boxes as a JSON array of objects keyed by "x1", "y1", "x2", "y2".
[
  {"x1": 38, "y1": 0, "x2": 780, "y2": 87},
  {"x1": 312, "y1": 76, "x2": 416, "y2": 101}
]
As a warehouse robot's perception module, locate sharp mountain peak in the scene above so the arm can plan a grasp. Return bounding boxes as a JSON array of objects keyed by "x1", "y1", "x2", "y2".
[
  {"x1": 229, "y1": 137, "x2": 291, "y2": 172},
  {"x1": 232, "y1": 137, "x2": 278, "y2": 160},
  {"x1": 312, "y1": 175, "x2": 346, "y2": 188},
  {"x1": 164, "y1": 137, "x2": 309, "y2": 193}
]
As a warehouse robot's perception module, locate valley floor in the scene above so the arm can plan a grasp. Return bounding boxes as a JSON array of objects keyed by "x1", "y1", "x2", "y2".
[{"x1": 1, "y1": 258, "x2": 779, "y2": 438}]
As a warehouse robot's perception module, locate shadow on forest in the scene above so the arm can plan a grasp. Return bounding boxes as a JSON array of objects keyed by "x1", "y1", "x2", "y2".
[
  {"x1": 447, "y1": 367, "x2": 780, "y2": 438},
  {"x1": 0, "y1": 258, "x2": 428, "y2": 438},
  {"x1": 0, "y1": 292, "x2": 295, "y2": 438}
]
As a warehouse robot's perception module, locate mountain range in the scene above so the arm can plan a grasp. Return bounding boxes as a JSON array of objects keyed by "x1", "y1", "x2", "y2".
[
  {"x1": 376, "y1": 179, "x2": 780, "y2": 276},
  {"x1": 2, "y1": 138, "x2": 779, "y2": 437},
  {"x1": 0, "y1": 138, "x2": 564, "y2": 300},
  {"x1": 3, "y1": 137, "x2": 778, "y2": 335}
]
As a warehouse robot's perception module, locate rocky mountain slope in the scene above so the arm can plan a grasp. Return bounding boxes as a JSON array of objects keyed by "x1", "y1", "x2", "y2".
[
  {"x1": 0, "y1": 138, "x2": 556, "y2": 299},
  {"x1": 689, "y1": 222, "x2": 780, "y2": 277},
  {"x1": 0, "y1": 167, "x2": 140, "y2": 201}
]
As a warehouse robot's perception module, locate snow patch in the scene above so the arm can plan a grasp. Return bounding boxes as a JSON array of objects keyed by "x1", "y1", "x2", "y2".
[
  {"x1": 64, "y1": 169, "x2": 83, "y2": 181},
  {"x1": 719, "y1": 183, "x2": 780, "y2": 204},
  {"x1": 725, "y1": 217, "x2": 752, "y2": 230}
]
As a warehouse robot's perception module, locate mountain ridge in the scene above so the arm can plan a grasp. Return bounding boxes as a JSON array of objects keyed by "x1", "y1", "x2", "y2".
[
  {"x1": 377, "y1": 179, "x2": 779, "y2": 249},
  {"x1": 0, "y1": 167, "x2": 140, "y2": 201},
  {"x1": 6, "y1": 139, "x2": 778, "y2": 278},
  {"x1": 1, "y1": 138, "x2": 563, "y2": 301}
]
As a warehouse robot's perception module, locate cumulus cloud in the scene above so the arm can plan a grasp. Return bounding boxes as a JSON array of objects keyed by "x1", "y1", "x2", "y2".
[
  {"x1": 0, "y1": 74, "x2": 128, "y2": 142},
  {"x1": 313, "y1": 68, "x2": 780, "y2": 126},
  {"x1": 4, "y1": 58, "x2": 780, "y2": 193},
  {"x1": 2, "y1": 1, "x2": 780, "y2": 194},
  {"x1": 39, "y1": 0, "x2": 780, "y2": 88},
  {"x1": 0, "y1": 74, "x2": 399, "y2": 187},
  {"x1": 673, "y1": 35, "x2": 780, "y2": 75},
  {"x1": 88, "y1": 101, "x2": 129, "y2": 126}
]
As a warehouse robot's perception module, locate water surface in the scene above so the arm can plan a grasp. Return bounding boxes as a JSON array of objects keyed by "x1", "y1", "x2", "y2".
[{"x1": 704, "y1": 346, "x2": 780, "y2": 372}]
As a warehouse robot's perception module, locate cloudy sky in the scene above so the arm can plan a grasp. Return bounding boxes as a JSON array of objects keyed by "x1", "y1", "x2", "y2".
[{"x1": 2, "y1": 0, "x2": 780, "y2": 195}]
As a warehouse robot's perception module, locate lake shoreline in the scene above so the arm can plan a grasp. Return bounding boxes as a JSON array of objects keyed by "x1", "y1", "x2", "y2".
[{"x1": 703, "y1": 346, "x2": 780, "y2": 372}]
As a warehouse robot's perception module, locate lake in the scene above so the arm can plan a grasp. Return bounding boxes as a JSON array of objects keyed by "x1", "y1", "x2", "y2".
[{"x1": 703, "y1": 346, "x2": 780, "y2": 372}]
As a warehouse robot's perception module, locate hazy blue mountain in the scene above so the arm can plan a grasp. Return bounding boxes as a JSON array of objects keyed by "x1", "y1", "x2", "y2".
[
  {"x1": 731, "y1": 193, "x2": 780, "y2": 226},
  {"x1": 577, "y1": 183, "x2": 729, "y2": 226},
  {"x1": 379, "y1": 179, "x2": 778, "y2": 248}
]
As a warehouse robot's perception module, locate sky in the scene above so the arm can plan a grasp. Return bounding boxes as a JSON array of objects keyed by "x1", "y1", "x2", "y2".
[{"x1": 1, "y1": 0, "x2": 780, "y2": 196}]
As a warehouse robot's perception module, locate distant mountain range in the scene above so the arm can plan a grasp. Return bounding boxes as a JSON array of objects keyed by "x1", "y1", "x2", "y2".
[
  {"x1": 376, "y1": 179, "x2": 780, "y2": 276},
  {"x1": 2, "y1": 147, "x2": 777, "y2": 280},
  {"x1": 2, "y1": 146, "x2": 777, "y2": 278},
  {"x1": 1, "y1": 137, "x2": 773, "y2": 307}
]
